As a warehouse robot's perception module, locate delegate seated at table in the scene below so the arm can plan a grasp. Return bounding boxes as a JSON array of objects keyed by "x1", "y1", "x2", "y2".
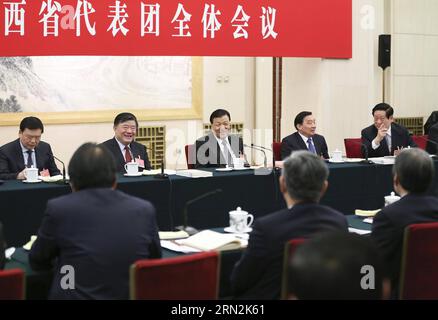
[
  {"x1": 100, "y1": 112, "x2": 151, "y2": 173},
  {"x1": 281, "y1": 111, "x2": 329, "y2": 160},
  {"x1": 230, "y1": 151, "x2": 348, "y2": 299},
  {"x1": 29, "y1": 143, "x2": 161, "y2": 299},
  {"x1": 195, "y1": 109, "x2": 245, "y2": 168},
  {"x1": 0, "y1": 117, "x2": 60, "y2": 180},
  {"x1": 361, "y1": 103, "x2": 416, "y2": 158}
]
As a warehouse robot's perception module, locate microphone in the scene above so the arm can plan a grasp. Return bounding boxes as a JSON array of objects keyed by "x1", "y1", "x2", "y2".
[
  {"x1": 50, "y1": 153, "x2": 69, "y2": 184},
  {"x1": 154, "y1": 160, "x2": 168, "y2": 179},
  {"x1": 176, "y1": 189, "x2": 223, "y2": 236},
  {"x1": 244, "y1": 144, "x2": 267, "y2": 168}
]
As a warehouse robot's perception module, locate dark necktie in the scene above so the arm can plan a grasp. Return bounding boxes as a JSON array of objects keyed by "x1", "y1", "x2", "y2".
[
  {"x1": 26, "y1": 150, "x2": 33, "y2": 168},
  {"x1": 125, "y1": 146, "x2": 132, "y2": 163},
  {"x1": 307, "y1": 138, "x2": 317, "y2": 154}
]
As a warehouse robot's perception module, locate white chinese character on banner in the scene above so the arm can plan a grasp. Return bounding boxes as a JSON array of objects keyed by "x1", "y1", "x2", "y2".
[
  {"x1": 141, "y1": 3, "x2": 159, "y2": 36},
  {"x1": 260, "y1": 6, "x2": 277, "y2": 39},
  {"x1": 38, "y1": 0, "x2": 62, "y2": 37},
  {"x1": 4, "y1": 0, "x2": 26, "y2": 36},
  {"x1": 231, "y1": 5, "x2": 250, "y2": 39},
  {"x1": 202, "y1": 4, "x2": 221, "y2": 39},
  {"x1": 107, "y1": 1, "x2": 129, "y2": 36},
  {"x1": 74, "y1": 0, "x2": 96, "y2": 36},
  {"x1": 171, "y1": 3, "x2": 191, "y2": 37}
]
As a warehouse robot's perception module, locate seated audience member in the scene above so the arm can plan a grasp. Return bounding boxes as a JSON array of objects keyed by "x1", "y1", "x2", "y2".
[
  {"x1": 195, "y1": 109, "x2": 244, "y2": 168},
  {"x1": 361, "y1": 103, "x2": 416, "y2": 158},
  {"x1": 0, "y1": 222, "x2": 5, "y2": 270},
  {"x1": 0, "y1": 116, "x2": 60, "y2": 180},
  {"x1": 288, "y1": 232, "x2": 390, "y2": 300},
  {"x1": 230, "y1": 151, "x2": 348, "y2": 299},
  {"x1": 426, "y1": 122, "x2": 438, "y2": 155},
  {"x1": 100, "y1": 112, "x2": 151, "y2": 173},
  {"x1": 280, "y1": 111, "x2": 329, "y2": 160},
  {"x1": 29, "y1": 143, "x2": 161, "y2": 299},
  {"x1": 371, "y1": 148, "x2": 438, "y2": 294}
]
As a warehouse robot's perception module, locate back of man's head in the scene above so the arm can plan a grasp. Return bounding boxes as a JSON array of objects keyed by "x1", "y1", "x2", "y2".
[
  {"x1": 393, "y1": 148, "x2": 434, "y2": 194},
  {"x1": 68, "y1": 143, "x2": 116, "y2": 191},
  {"x1": 19, "y1": 116, "x2": 44, "y2": 133},
  {"x1": 288, "y1": 232, "x2": 388, "y2": 300},
  {"x1": 282, "y1": 151, "x2": 328, "y2": 203}
]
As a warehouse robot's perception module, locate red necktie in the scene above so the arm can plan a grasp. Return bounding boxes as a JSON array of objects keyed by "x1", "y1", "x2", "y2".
[{"x1": 125, "y1": 146, "x2": 132, "y2": 163}]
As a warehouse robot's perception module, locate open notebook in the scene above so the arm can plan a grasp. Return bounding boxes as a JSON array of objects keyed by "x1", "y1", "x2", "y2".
[{"x1": 177, "y1": 230, "x2": 245, "y2": 251}]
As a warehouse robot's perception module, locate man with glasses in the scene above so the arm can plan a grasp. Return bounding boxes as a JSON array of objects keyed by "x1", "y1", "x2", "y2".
[
  {"x1": 100, "y1": 112, "x2": 151, "y2": 173},
  {"x1": 0, "y1": 116, "x2": 60, "y2": 180}
]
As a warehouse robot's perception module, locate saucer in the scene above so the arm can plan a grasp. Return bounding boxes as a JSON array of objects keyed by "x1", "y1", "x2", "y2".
[
  {"x1": 23, "y1": 179, "x2": 42, "y2": 183},
  {"x1": 328, "y1": 159, "x2": 345, "y2": 163},
  {"x1": 124, "y1": 172, "x2": 143, "y2": 177},
  {"x1": 224, "y1": 226, "x2": 253, "y2": 233},
  {"x1": 215, "y1": 167, "x2": 233, "y2": 172}
]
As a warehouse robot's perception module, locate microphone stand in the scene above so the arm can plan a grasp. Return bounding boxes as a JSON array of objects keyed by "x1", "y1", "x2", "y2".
[
  {"x1": 360, "y1": 143, "x2": 374, "y2": 164},
  {"x1": 51, "y1": 154, "x2": 69, "y2": 184},
  {"x1": 175, "y1": 189, "x2": 222, "y2": 236},
  {"x1": 244, "y1": 144, "x2": 272, "y2": 175},
  {"x1": 154, "y1": 160, "x2": 168, "y2": 179}
]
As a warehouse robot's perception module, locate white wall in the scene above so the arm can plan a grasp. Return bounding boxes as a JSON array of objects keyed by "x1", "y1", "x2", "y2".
[{"x1": 391, "y1": 0, "x2": 438, "y2": 118}]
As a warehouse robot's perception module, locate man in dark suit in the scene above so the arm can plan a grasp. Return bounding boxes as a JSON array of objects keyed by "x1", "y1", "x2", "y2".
[
  {"x1": 371, "y1": 148, "x2": 438, "y2": 294},
  {"x1": 29, "y1": 143, "x2": 161, "y2": 299},
  {"x1": 230, "y1": 151, "x2": 348, "y2": 299},
  {"x1": 426, "y1": 122, "x2": 438, "y2": 155},
  {"x1": 195, "y1": 109, "x2": 244, "y2": 168},
  {"x1": 280, "y1": 111, "x2": 329, "y2": 160},
  {"x1": 361, "y1": 103, "x2": 416, "y2": 158},
  {"x1": 100, "y1": 112, "x2": 151, "y2": 174},
  {"x1": 0, "y1": 116, "x2": 60, "y2": 180}
]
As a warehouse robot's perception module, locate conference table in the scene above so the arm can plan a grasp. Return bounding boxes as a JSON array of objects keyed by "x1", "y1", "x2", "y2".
[
  {"x1": 5, "y1": 216, "x2": 372, "y2": 300},
  {"x1": 2, "y1": 160, "x2": 438, "y2": 248}
]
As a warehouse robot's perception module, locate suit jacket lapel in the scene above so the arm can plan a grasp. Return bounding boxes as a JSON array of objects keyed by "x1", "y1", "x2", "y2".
[
  {"x1": 294, "y1": 132, "x2": 309, "y2": 151},
  {"x1": 14, "y1": 139, "x2": 26, "y2": 171},
  {"x1": 112, "y1": 138, "x2": 126, "y2": 165}
]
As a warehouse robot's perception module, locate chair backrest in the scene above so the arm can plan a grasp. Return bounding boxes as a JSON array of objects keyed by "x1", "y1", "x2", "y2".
[
  {"x1": 0, "y1": 269, "x2": 25, "y2": 300},
  {"x1": 130, "y1": 251, "x2": 220, "y2": 300},
  {"x1": 272, "y1": 142, "x2": 282, "y2": 161},
  {"x1": 344, "y1": 138, "x2": 362, "y2": 158},
  {"x1": 411, "y1": 135, "x2": 428, "y2": 150},
  {"x1": 281, "y1": 238, "x2": 306, "y2": 299},
  {"x1": 185, "y1": 144, "x2": 195, "y2": 169},
  {"x1": 399, "y1": 222, "x2": 438, "y2": 299}
]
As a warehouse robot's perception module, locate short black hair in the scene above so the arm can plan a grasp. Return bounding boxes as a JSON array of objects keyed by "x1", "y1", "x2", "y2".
[
  {"x1": 68, "y1": 143, "x2": 116, "y2": 191},
  {"x1": 19, "y1": 116, "x2": 44, "y2": 133},
  {"x1": 294, "y1": 111, "x2": 312, "y2": 130},
  {"x1": 113, "y1": 112, "x2": 138, "y2": 128},
  {"x1": 393, "y1": 148, "x2": 434, "y2": 194},
  {"x1": 209, "y1": 109, "x2": 231, "y2": 124},
  {"x1": 288, "y1": 232, "x2": 388, "y2": 300},
  {"x1": 372, "y1": 103, "x2": 394, "y2": 118}
]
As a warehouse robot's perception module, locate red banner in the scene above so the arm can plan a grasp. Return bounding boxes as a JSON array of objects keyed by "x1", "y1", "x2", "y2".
[{"x1": 0, "y1": 0, "x2": 351, "y2": 58}]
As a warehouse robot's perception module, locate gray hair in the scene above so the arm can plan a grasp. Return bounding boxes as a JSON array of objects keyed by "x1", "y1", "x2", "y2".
[
  {"x1": 393, "y1": 148, "x2": 434, "y2": 194},
  {"x1": 282, "y1": 151, "x2": 329, "y2": 202}
]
